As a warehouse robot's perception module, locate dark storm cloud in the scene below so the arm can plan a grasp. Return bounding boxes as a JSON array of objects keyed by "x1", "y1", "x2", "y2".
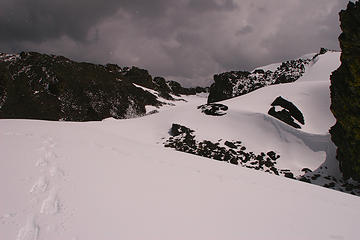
[
  {"x1": 0, "y1": 0, "x2": 174, "y2": 42},
  {"x1": 0, "y1": 0, "x2": 117, "y2": 41},
  {"x1": 0, "y1": 0, "x2": 351, "y2": 86}
]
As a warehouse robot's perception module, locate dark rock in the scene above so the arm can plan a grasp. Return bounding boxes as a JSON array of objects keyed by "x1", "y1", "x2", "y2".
[
  {"x1": 268, "y1": 96, "x2": 304, "y2": 129},
  {"x1": 271, "y1": 96, "x2": 305, "y2": 124},
  {"x1": 268, "y1": 107, "x2": 301, "y2": 129},
  {"x1": 230, "y1": 158, "x2": 239, "y2": 165},
  {"x1": 311, "y1": 174, "x2": 321, "y2": 180},
  {"x1": 153, "y1": 77, "x2": 174, "y2": 100},
  {"x1": 164, "y1": 123, "x2": 282, "y2": 174},
  {"x1": 253, "y1": 69, "x2": 265, "y2": 74},
  {"x1": 270, "y1": 167, "x2": 279, "y2": 175},
  {"x1": 324, "y1": 182, "x2": 336, "y2": 188},
  {"x1": 224, "y1": 141, "x2": 237, "y2": 149},
  {"x1": 299, "y1": 177, "x2": 311, "y2": 183},
  {"x1": 170, "y1": 124, "x2": 194, "y2": 137},
  {"x1": 198, "y1": 103, "x2": 228, "y2": 116},
  {"x1": 264, "y1": 159, "x2": 274, "y2": 168},
  {"x1": 0, "y1": 51, "x2": 209, "y2": 121},
  {"x1": 208, "y1": 71, "x2": 249, "y2": 103},
  {"x1": 123, "y1": 66, "x2": 156, "y2": 90},
  {"x1": 0, "y1": 52, "x2": 164, "y2": 121},
  {"x1": 301, "y1": 168, "x2": 312, "y2": 173},
  {"x1": 284, "y1": 172, "x2": 295, "y2": 179},
  {"x1": 330, "y1": 1, "x2": 360, "y2": 181},
  {"x1": 342, "y1": 182, "x2": 357, "y2": 192},
  {"x1": 267, "y1": 151, "x2": 279, "y2": 161},
  {"x1": 207, "y1": 57, "x2": 312, "y2": 103},
  {"x1": 167, "y1": 81, "x2": 208, "y2": 96},
  {"x1": 319, "y1": 48, "x2": 329, "y2": 55}
]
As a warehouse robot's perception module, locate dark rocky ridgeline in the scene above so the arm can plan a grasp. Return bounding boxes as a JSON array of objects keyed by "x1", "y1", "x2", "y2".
[
  {"x1": 0, "y1": 52, "x2": 159, "y2": 121},
  {"x1": 207, "y1": 54, "x2": 316, "y2": 103},
  {"x1": 167, "y1": 80, "x2": 208, "y2": 96},
  {"x1": 330, "y1": 1, "x2": 360, "y2": 181},
  {"x1": 0, "y1": 51, "x2": 207, "y2": 121},
  {"x1": 120, "y1": 67, "x2": 208, "y2": 97},
  {"x1": 268, "y1": 96, "x2": 304, "y2": 129}
]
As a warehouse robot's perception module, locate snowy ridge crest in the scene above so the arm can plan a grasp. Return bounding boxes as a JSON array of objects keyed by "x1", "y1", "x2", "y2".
[{"x1": 207, "y1": 49, "x2": 336, "y2": 103}]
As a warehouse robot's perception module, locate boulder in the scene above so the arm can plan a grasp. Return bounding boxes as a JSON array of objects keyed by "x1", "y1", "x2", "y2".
[
  {"x1": 268, "y1": 96, "x2": 304, "y2": 128},
  {"x1": 198, "y1": 103, "x2": 228, "y2": 116}
]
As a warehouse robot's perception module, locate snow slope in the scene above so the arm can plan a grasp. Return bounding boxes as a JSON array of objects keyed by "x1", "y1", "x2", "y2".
[{"x1": 1, "y1": 51, "x2": 360, "y2": 240}]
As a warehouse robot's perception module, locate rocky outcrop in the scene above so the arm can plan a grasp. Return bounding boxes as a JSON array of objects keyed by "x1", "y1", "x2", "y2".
[
  {"x1": 197, "y1": 103, "x2": 228, "y2": 116},
  {"x1": 153, "y1": 77, "x2": 174, "y2": 100},
  {"x1": 330, "y1": 1, "x2": 360, "y2": 180},
  {"x1": 268, "y1": 96, "x2": 304, "y2": 129},
  {"x1": 207, "y1": 55, "x2": 314, "y2": 103},
  {"x1": 165, "y1": 123, "x2": 284, "y2": 173},
  {"x1": 0, "y1": 51, "x2": 207, "y2": 121}
]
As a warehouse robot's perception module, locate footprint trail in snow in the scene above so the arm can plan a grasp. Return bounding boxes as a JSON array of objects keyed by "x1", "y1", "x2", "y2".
[{"x1": 16, "y1": 136, "x2": 65, "y2": 239}]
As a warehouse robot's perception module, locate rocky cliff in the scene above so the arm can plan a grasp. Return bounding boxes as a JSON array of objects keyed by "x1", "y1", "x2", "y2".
[
  {"x1": 330, "y1": 1, "x2": 360, "y2": 180},
  {"x1": 0, "y1": 52, "x2": 206, "y2": 121}
]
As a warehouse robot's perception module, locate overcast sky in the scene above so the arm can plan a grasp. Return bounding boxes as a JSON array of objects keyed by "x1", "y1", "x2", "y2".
[{"x1": 0, "y1": 0, "x2": 350, "y2": 86}]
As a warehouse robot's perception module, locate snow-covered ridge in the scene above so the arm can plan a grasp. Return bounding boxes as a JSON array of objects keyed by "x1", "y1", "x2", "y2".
[
  {"x1": 208, "y1": 49, "x2": 340, "y2": 104},
  {"x1": 208, "y1": 53, "x2": 316, "y2": 103}
]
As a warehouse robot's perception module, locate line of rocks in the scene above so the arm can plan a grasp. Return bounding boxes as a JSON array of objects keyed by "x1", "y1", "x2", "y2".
[
  {"x1": 164, "y1": 124, "x2": 296, "y2": 178},
  {"x1": 164, "y1": 123, "x2": 360, "y2": 196}
]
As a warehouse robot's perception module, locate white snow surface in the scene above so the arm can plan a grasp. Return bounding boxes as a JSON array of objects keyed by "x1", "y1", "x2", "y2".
[{"x1": 1, "y1": 52, "x2": 360, "y2": 240}]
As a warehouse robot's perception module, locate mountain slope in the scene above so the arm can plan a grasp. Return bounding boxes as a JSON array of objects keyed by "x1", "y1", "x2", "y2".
[{"x1": 1, "y1": 51, "x2": 360, "y2": 240}]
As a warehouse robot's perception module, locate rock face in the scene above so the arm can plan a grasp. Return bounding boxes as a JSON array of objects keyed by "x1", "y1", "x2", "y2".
[
  {"x1": 330, "y1": 1, "x2": 360, "y2": 180},
  {"x1": 0, "y1": 51, "x2": 207, "y2": 121},
  {"x1": 207, "y1": 57, "x2": 312, "y2": 103}
]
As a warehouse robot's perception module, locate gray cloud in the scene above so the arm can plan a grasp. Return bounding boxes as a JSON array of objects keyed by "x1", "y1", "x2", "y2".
[
  {"x1": 236, "y1": 25, "x2": 254, "y2": 35},
  {"x1": 0, "y1": 0, "x2": 117, "y2": 42},
  {"x1": 0, "y1": 0, "x2": 350, "y2": 86},
  {"x1": 187, "y1": 0, "x2": 238, "y2": 11}
]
